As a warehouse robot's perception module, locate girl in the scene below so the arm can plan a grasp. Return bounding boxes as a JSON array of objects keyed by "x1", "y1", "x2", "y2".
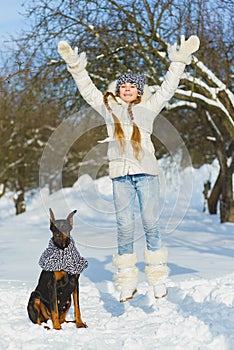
[{"x1": 58, "y1": 35, "x2": 200, "y2": 302}]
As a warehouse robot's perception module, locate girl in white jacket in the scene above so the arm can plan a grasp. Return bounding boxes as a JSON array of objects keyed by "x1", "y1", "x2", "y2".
[{"x1": 58, "y1": 35, "x2": 200, "y2": 302}]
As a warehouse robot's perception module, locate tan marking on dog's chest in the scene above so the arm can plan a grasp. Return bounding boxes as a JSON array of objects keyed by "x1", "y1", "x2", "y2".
[{"x1": 54, "y1": 271, "x2": 67, "y2": 281}]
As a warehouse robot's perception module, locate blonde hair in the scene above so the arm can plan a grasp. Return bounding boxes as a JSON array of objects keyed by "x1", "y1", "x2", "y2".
[{"x1": 103, "y1": 92, "x2": 142, "y2": 160}]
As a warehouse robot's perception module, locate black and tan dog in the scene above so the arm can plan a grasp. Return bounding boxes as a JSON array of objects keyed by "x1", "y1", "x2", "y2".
[{"x1": 27, "y1": 208, "x2": 88, "y2": 330}]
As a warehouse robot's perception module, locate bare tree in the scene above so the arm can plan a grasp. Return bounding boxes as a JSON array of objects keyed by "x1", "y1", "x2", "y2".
[
  {"x1": 205, "y1": 112, "x2": 234, "y2": 222},
  {"x1": 1, "y1": 0, "x2": 233, "y2": 220},
  {"x1": 0, "y1": 65, "x2": 60, "y2": 214}
]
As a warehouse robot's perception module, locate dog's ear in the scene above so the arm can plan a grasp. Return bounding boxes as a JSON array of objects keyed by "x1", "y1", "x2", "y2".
[
  {"x1": 49, "y1": 208, "x2": 55, "y2": 224},
  {"x1": 66, "y1": 210, "x2": 77, "y2": 227}
]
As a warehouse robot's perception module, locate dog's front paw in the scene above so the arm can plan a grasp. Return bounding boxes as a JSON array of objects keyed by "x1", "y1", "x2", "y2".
[
  {"x1": 76, "y1": 321, "x2": 88, "y2": 328},
  {"x1": 53, "y1": 323, "x2": 62, "y2": 330}
]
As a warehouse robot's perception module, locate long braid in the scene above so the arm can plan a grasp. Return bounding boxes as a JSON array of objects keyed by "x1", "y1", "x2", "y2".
[
  {"x1": 103, "y1": 92, "x2": 126, "y2": 151},
  {"x1": 103, "y1": 92, "x2": 142, "y2": 160}
]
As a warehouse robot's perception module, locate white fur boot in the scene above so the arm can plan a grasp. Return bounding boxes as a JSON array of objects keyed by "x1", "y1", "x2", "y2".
[
  {"x1": 144, "y1": 247, "x2": 170, "y2": 299},
  {"x1": 113, "y1": 252, "x2": 138, "y2": 302}
]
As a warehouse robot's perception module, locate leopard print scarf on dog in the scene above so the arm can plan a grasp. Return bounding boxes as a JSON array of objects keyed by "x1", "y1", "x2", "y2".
[{"x1": 39, "y1": 238, "x2": 88, "y2": 275}]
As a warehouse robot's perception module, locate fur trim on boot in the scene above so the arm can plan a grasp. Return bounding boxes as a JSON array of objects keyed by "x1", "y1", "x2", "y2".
[
  {"x1": 144, "y1": 248, "x2": 170, "y2": 298},
  {"x1": 113, "y1": 252, "x2": 138, "y2": 302},
  {"x1": 144, "y1": 247, "x2": 168, "y2": 265}
]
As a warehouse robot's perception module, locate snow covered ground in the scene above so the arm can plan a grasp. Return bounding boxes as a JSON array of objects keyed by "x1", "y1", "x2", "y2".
[{"x1": 0, "y1": 160, "x2": 234, "y2": 350}]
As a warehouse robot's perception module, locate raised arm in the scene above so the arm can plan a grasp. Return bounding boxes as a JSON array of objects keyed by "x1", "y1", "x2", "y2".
[
  {"x1": 58, "y1": 41, "x2": 104, "y2": 111},
  {"x1": 147, "y1": 35, "x2": 200, "y2": 114}
]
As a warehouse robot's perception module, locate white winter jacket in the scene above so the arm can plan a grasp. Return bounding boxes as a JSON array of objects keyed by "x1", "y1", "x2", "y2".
[{"x1": 68, "y1": 62, "x2": 186, "y2": 179}]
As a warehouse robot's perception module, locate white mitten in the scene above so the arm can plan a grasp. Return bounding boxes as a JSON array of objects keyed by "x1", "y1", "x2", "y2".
[
  {"x1": 168, "y1": 35, "x2": 200, "y2": 65},
  {"x1": 58, "y1": 40, "x2": 87, "y2": 70}
]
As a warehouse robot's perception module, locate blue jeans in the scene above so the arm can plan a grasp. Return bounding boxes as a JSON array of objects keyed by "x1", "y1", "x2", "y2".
[{"x1": 112, "y1": 174, "x2": 161, "y2": 255}]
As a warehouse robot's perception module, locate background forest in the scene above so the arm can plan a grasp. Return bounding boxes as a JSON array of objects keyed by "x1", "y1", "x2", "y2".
[{"x1": 0, "y1": 0, "x2": 233, "y2": 222}]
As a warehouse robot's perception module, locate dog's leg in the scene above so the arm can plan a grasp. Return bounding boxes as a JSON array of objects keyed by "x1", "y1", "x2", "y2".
[
  {"x1": 28, "y1": 291, "x2": 43, "y2": 325},
  {"x1": 40, "y1": 303, "x2": 50, "y2": 323},
  {"x1": 34, "y1": 299, "x2": 42, "y2": 325},
  {"x1": 73, "y1": 275, "x2": 87, "y2": 328},
  {"x1": 59, "y1": 300, "x2": 71, "y2": 324},
  {"x1": 49, "y1": 272, "x2": 62, "y2": 330}
]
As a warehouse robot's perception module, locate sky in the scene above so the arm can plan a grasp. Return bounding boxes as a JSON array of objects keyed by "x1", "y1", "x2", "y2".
[{"x1": 0, "y1": 0, "x2": 28, "y2": 47}]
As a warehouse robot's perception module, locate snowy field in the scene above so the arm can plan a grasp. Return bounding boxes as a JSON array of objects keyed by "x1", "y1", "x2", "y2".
[{"x1": 0, "y1": 160, "x2": 234, "y2": 350}]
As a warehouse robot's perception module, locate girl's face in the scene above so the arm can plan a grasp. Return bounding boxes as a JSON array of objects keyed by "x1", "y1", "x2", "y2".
[{"x1": 119, "y1": 83, "x2": 139, "y2": 103}]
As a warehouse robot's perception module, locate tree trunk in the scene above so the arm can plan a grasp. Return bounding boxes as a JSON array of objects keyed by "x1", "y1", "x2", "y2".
[
  {"x1": 0, "y1": 181, "x2": 7, "y2": 198},
  {"x1": 13, "y1": 189, "x2": 26, "y2": 215},
  {"x1": 220, "y1": 165, "x2": 234, "y2": 223},
  {"x1": 207, "y1": 170, "x2": 222, "y2": 214}
]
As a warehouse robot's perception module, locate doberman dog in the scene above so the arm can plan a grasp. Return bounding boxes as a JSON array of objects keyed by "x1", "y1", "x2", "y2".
[{"x1": 27, "y1": 208, "x2": 88, "y2": 330}]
